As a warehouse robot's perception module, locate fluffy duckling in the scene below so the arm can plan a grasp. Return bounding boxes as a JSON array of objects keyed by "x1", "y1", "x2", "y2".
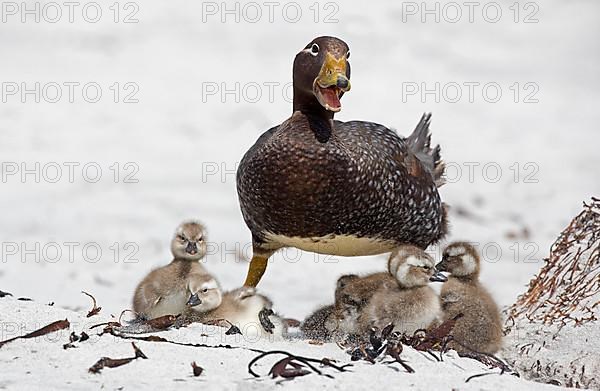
[
  {"x1": 357, "y1": 245, "x2": 445, "y2": 335},
  {"x1": 330, "y1": 273, "x2": 398, "y2": 339},
  {"x1": 133, "y1": 263, "x2": 220, "y2": 319},
  {"x1": 436, "y1": 242, "x2": 503, "y2": 354},
  {"x1": 300, "y1": 304, "x2": 336, "y2": 341},
  {"x1": 170, "y1": 220, "x2": 207, "y2": 261},
  {"x1": 186, "y1": 287, "x2": 286, "y2": 338},
  {"x1": 133, "y1": 221, "x2": 213, "y2": 319}
]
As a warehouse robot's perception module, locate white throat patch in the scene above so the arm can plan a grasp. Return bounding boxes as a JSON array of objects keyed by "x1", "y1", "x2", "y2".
[
  {"x1": 394, "y1": 262, "x2": 411, "y2": 282},
  {"x1": 460, "y1": 253, "x2": 477, "y2": 275}
]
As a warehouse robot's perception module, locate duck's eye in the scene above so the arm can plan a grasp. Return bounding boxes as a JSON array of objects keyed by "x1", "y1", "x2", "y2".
[
  {"x1": 197, "y1": 236, "x2": 203, "y2": 242},
  {"x1": 346, "y1": 51, "x2": 350, "y2": 59},
  {"x1": 178, "y1": 235, "x2": 186, "y2": 242},
  {"x1": 202, "y1": 288, "x2": 208, "y2": 293},
  {"x1": 310, "y1": 43, "x2": 319, "y2": 56}
]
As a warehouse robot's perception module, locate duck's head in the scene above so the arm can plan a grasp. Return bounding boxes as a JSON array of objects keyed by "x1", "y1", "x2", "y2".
[
  {"x1": 437, "y1": 242, "x2": 481, "y2": 278},
  {"x1": 187, "y1": 274, "x2": 222, "y2": 312},
  {"x1": 293, "y1": 36, "x2": 351, "y2": 113},
  {"x1": 334, "y1": 274, "x2": 361, "y2": 308},
  {"x1": 388, "y1": 245, "x2": 447, "y2": 288},
  {"x1": 171, "y1": 220, "x2": 207, "y2": 261}
]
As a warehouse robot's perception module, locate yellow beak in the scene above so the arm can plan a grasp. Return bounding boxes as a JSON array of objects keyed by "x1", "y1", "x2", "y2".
[{"x1": 315, "y1": 52, "x2": 351, "y2": 91}]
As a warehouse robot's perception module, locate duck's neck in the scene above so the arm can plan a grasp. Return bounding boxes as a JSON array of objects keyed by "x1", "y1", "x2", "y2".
[
  {"x1": 453, "y1": 274, "x2": 479, "y2": 285},
  {"x1": 293, "y1": 87, "x2": 335, "y2": 120},
  {"x1": 293, "y1": 89, "x2": 335, "y2": 141}
]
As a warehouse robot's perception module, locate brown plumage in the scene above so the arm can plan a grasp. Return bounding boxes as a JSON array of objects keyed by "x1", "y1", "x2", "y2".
[
  {"x1": 331, "y1": 273, "x2": 398, "y2": 339},
  {"x1": 237, "y1": 36, "x2": 448, "y2": 288},
  {"x1": 437, "y1": 242, "x2": 503, "y2": 354},
  {"x1": 300, "y1": 305, "x2": 336, "y2": 341}
]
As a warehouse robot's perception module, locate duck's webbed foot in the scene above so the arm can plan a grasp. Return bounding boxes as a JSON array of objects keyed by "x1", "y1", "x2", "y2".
[{"x1": 259, "y1": 308, "x2": 275, "y2": 334}]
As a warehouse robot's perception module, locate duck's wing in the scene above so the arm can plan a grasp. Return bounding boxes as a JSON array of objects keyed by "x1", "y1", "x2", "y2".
[{"x1": 335, "y1": 113, "x2": 445, "y2": 187}]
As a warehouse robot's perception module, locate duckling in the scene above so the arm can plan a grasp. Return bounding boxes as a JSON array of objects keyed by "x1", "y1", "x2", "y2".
[
  {"x1": 186, "y1": 287, "x2": 286, "y2": 338},
  {"x1": 132, "y1": 221, "x2": 211, "y2": 319},
  {"x1": 133, "y1": 262, "x2": 219, "y2": 319},
  {"x1": 300, "y1": 273, "x2": 392, "y2": 341},
  {"x1": 301, "y1": 304, "x2": 336, "y2": 341},
  {"x1": 331, "y1": 273, "x2": 398, "y2": 339},
  {"x1": 170, "y1": 220, "x2": 207, "y2": 261},
  {"x1": 357, "y1": 245, "x2": 445, "y2": 335},
  {"x1": 185, "y1": 274, "x2": 223, "y2": 313},
  {"x1": 436, "y1": 242, "x2": 503, "y2": 354}
]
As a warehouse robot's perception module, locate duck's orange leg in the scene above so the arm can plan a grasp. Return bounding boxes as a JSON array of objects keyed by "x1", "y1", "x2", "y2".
[{"x1": 243, "y1": 247, "x2": 275, "y2": 287}]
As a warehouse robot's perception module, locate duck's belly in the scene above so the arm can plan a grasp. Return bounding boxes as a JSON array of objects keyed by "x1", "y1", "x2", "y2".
[
  {"x1": 265, "y1": 232, "x2": 397, "y2": 256},
  {"x1": 237, "y1": 123, "x2": 445, "y2": 250}
]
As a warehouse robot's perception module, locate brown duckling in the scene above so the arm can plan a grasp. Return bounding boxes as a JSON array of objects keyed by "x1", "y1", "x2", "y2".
[
  {"x1": 436, "y1": 242, "x2": 503, "y2": 354},
  {"x1": 132, "y1": 221, "x2": 212, "y2": 319}
]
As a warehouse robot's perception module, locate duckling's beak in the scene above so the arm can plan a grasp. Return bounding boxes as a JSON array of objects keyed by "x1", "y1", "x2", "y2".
[
  {"x1": 436, "y1": 256, "x2": 449, "y2": 272},
  {"x1": 313, "y1": 52, "x2": 351, "y2": 112},
  {"x1": 187, "y1": 293, "x2": 202, "y2": 306},
  {"x1": 186, "y1": 242, "x2": 198, "y2": 255},
  {"x1": 429, "y1": 269, "x2": 448, "y2": 283}
]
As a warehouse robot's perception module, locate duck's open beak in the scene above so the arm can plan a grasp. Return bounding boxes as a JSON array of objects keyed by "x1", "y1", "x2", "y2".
[
  {"x1": 187, "y1": 293, "x2": 202, "y2": 306},
  {"x1": 313, "y1": 52, "x2": 351, "y2": 112},
  {"x1": 429, "y1": 269, "x2": 448, "y2": 283}
]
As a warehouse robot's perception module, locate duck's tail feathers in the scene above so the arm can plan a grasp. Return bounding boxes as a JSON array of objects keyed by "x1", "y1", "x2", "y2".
[{"x1": 406, "y1": 113, "x2": 445, "y2": 187}]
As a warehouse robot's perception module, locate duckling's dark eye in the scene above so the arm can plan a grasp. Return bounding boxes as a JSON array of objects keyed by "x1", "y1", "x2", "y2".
[
  {"x1": 346, "y1": 51, "x2": 350, "y2": 59},
  {"x1": 197, "y1": 236, "x2": 203, "y2": 242},
  {"x1": 202, "y1": 288, "x2": 208, "y2": 293},
  {"x1": 310, "y1": 43, "x2": 319, "y2": 56},
  {"x1": 178, "y1": 235, "x2": 186, "y2": 242}
]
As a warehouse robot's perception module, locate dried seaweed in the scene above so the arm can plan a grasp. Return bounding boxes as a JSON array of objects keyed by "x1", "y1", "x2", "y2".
[
  {"x1": 103, "y1": 326, "x2": 265, "y2": 354},
  {"x1": 347, "y1": 317, "x2": 459, "y2": 366},
  {"x1": 191, "y1": 361, "x2": 204, "y2": 376},
  {"x1": 269, "y1": 357, "x2": 310, "y2": 379},
  {"x1": 401, "y1": 314, "x2": 463, "y2": 352},
  {"x1": 345, "y1": 317, "x2": 514, "y2": 377},
  {"x1": 0, "y1": 290, "x2": 13, "y2": 298},
  {"x1": 283, "y1": 318, "x2": 301, "y2": 328},
  {"x1": 248, "y1": 350, "x2": 351, "y2": 380},
  {"x1": 506, "y1": 198, "x2": 600, "y2": 327},
  {"x1": 225, "y1": 324, "x2": 242, "y2": 335},
  {"x1": 466, "y1": 371, "x2": 498, "y2": 383},
  {"x1": 145, "y1": 315, "x2": 179, "y2": 330},
  {"x1": 347, "y1": 326, "x2": 415, "y2": 372},
  {"x1": 91, "y1": 314, "x2": 179, "y2": 335},
  {"x1": 81, "y1": 291, "x2": 102, "y2": 318},
  {"x1": 0, "y1": 319, "x2": 70, "y2": 348},
  {"x1": 63, "y1": 331, "x2": 90, "y2": 349},
  {"x1": 88, "y1": 342, "x2": 147, "y2": 373},
  {"x1": 457, "y1": 349, "x2": 514, "y2": 373}
]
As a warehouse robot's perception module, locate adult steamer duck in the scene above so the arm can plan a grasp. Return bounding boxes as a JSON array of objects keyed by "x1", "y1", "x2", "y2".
[{"x1": 237, "y1": 36, "x2": 447, "y2": 287}]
